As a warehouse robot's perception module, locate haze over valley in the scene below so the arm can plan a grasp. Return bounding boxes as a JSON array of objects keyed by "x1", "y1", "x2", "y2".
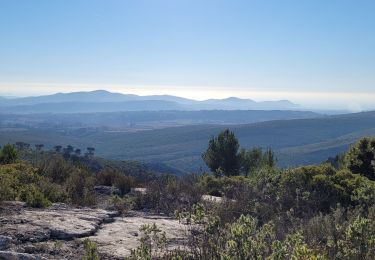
[{"x1": 1, "y1": 90, "x2": 375, "y2": 174}]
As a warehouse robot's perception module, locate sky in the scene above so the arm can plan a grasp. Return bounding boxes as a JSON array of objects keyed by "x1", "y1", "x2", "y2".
[{"x1": 0, "y1": 0, "x2": 374, "y2": 110}]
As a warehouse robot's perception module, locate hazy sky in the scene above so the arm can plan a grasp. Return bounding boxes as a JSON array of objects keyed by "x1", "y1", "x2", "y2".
[{"x1": 0, "y1": 1, "x2": 374, "y2": 110}]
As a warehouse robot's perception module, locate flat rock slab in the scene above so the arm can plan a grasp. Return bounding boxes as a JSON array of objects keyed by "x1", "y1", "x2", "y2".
[
  {"x1": 88, "y1": 213, "x2": 188, "y2": 258},
  {"x1": 0, "y1": 235, "x2": 12, "y2": 250},
  {"x1": 0, "y1": 250, "x2": 46, "y2": 260},
  {"x1": 0, "y1": 203, "x2": 189, "y2": 259},
  {"x1": 0, "y1": 204, "x2": 118, "y2": 242}
]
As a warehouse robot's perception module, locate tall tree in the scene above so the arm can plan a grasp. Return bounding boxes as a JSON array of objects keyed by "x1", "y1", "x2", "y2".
[
  {"x1": 34, "y1": 144, "x2": 44, "y2": 165},
  {"x1": 263, "y1": 148, "x2": 277, "y2": 168},
  {"x1": 239, "y1": 148, "x2": 263, "y2": 177},
  {"x1": 345, "y1": 137, "x2": 375, "y2": 180},
  {"x1": 202, "y1": 129, "x2": 240, "y2": 176}
]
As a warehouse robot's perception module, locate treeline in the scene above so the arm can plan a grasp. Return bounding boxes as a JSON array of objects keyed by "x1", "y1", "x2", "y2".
[{"x1": 13, "y1": 141, "x2": 96, "y2": 158}]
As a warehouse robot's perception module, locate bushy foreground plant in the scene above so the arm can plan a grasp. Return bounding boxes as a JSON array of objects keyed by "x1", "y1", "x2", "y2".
[
  {"x1": 123, "y1": 136, "x2": 375, "y2": 259},
  {"x1": 134, "y1": 174, "x2": 203, "y2": 215},
  {"x1": 19, "y1": 184, "x2": 52, "y2": 208},
  {"x1": 0, "y1": 161, "x2": 93, "y2": 207},
  {"x1": 125, "y1": 202, "x2": 374, "y2": 259},
  {"x1": 124, "y1": 204, "x2": 325, "y2": 259},
  {"x1": 126, "y1": 223, "x2": 167, "y2": 260},
  {"x1": 66, "y1": 168, "x2": 96, "y2": 206}
]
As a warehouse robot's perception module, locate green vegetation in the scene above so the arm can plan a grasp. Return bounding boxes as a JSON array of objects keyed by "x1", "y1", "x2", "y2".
[
  {"x1": 1, "y1": 130, "x2": 375, "y2": 258},
  {"x1": 202, "y1": 129, "x2": 277, "y2": 177},
  {"x1": 0, "y1": 144, "x2": 18, "y2": 164},
  {"x1": 20, "y1": 184, "x2": 52, "y2": 208},
  {"x1": 126, "y1": 132, "x2": 375, "y2": 259},
  {"x1": 345, "y1": 136, "x2": 375, "y2": 180},
  {"x1": 202, "y1": 129, "x2": 240, "y2": 176},
  {"x1": 82, "y1": 239, "x2": 100, "y2": 260},
  {"x1": 2, "y1": 110, "x2": 375, "y2": 173},
  {"x1": 127, "y1": 223, "x2": 167, "y2": 260},
  {"x1": 0, "y1": 148, "x2": 138, "y2": 207},
  {"x1": 96, "y1": 168, "x2": 135, "y2": 195}
]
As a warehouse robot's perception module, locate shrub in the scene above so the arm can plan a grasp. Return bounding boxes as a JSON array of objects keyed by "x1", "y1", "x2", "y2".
[
  {"x1": 114, "y1": 175, "x2": 135, "y2": 195},
  {"x1": 110, "y1": 195, "x2": 135, "y2": 214},
  {"x1": 82, "y1": 239, "x2": 100, "y2": 260},
  {"x1": 96, "y1": 168, "x2": 135, "y2": 195},
  {"x1": 127, "y1": 223, "x2": 167, "y2": 260},
  {"x1": 20, "y1": 185, "x2": 51, "y2": 208},
  {"x1": 38, "y1": 155, "x2": 73, "y2": 184},
  {"x1": 66, "y1": 168, "x2": 96, "y2": 206},
  {"x1": 96, "y1": 168, "x2": 119, "y2": 186},
  {"x1": 39, "y1": 180, "x2": 68, "y2": 203},
  {"x1": 336, "y1": 216, "x2": 375, "y2": 259},
  {"x1": 0, "y1": 174, "x2": 17, "y2": 202},
  {"x1": 0, "y1": 144, "x2": 18, "y2": 164},
  {"x1": 276, "y1": 165, "x2": 373, "y2": 215},
  {"x1": 135, "y1": 174, "x2": 202, "y2": 215}
]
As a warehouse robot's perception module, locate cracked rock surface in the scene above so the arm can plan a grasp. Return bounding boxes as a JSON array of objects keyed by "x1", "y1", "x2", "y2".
[
  {"x1": 88, "y1": 212, "x2": 188, "y2": 258},
  {"x1": 0, "y1": 202, "x2": 188, "y2": 259}
]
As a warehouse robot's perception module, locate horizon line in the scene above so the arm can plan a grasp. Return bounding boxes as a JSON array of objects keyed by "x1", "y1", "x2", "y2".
[{"x1": 1, "y1": 82, "x2": 375, "y2": 111}]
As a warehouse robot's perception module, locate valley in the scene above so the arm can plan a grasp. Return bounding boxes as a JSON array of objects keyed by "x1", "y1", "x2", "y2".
[{"x1": 1, "y1": 110, "x2": 375, "y2": 173}]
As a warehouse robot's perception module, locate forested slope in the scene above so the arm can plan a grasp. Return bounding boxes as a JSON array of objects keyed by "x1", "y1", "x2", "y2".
[{"x1": 1, "y1": 111, "x2": 375, "y2": 173}]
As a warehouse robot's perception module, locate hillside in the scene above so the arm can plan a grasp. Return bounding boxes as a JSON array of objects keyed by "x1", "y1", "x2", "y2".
[{"x1": 1, "y1": 111, "x2": 375, "y2": 173}]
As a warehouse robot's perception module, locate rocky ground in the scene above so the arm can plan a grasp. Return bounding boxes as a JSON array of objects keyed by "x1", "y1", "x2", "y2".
[{"x1": 0, "y1": 201, "x2": 188, "y2": 259}]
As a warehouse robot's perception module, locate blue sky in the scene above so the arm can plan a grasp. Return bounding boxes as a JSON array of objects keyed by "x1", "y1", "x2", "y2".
[{"x1": 0, "y1": 0, "x2": 374, "y2": 109}]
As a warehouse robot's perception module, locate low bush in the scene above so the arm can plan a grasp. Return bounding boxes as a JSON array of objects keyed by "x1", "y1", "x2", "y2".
[
  {"x1": 20, "y1": 184, "x2": 51, "y2": 208},
  {"x1": 66, "y1": 168, "x2": 96, "y2": 206},
  {"x1": 0, "y1": 174, "x2": 17, "y2": 202},
  {"x1": 82, "y1": 239, "x2": 100, "y2": 260},
  {"x1": 0, "y1": 144, "x2": 18, "y2": 165},
  {"x1": 96, "y1": 168, "x2": 135, "y2": 195},
  {"x1": 135, "y1": 174, "x2": 202, "y2": 215},
  {"x1": 114, "y1": 175, "x2": 135, "y2": 195},
  {"x1": 39, "y1": 180, "x2": 68, "y2": 203},
  {"x1": 126, "y1": 223, "x2": 167, "y2": 260}
]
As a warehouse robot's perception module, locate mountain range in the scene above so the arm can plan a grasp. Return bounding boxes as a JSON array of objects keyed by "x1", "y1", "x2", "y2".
[{"x1": 0, "y1": 90, "x2": 300, "y2": 113}]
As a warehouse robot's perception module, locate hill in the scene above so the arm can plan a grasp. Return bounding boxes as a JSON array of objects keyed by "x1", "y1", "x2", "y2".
[
  {"x1": 1, "y1": 111, "x2": 375, "y2": 173},
  {"x1": 0, "y1": 90, "x2": 300, "y2": 113}
]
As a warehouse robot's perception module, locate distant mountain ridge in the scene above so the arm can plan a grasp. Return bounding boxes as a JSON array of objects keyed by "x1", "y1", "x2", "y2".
[{"x1": 0, "y1": 90, "x2": 300, "y2": 113}]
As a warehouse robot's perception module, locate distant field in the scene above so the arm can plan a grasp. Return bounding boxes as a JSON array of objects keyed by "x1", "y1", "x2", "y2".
[{"x1": 1, "y1": 111, "x2": 375, "y2": 173}]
